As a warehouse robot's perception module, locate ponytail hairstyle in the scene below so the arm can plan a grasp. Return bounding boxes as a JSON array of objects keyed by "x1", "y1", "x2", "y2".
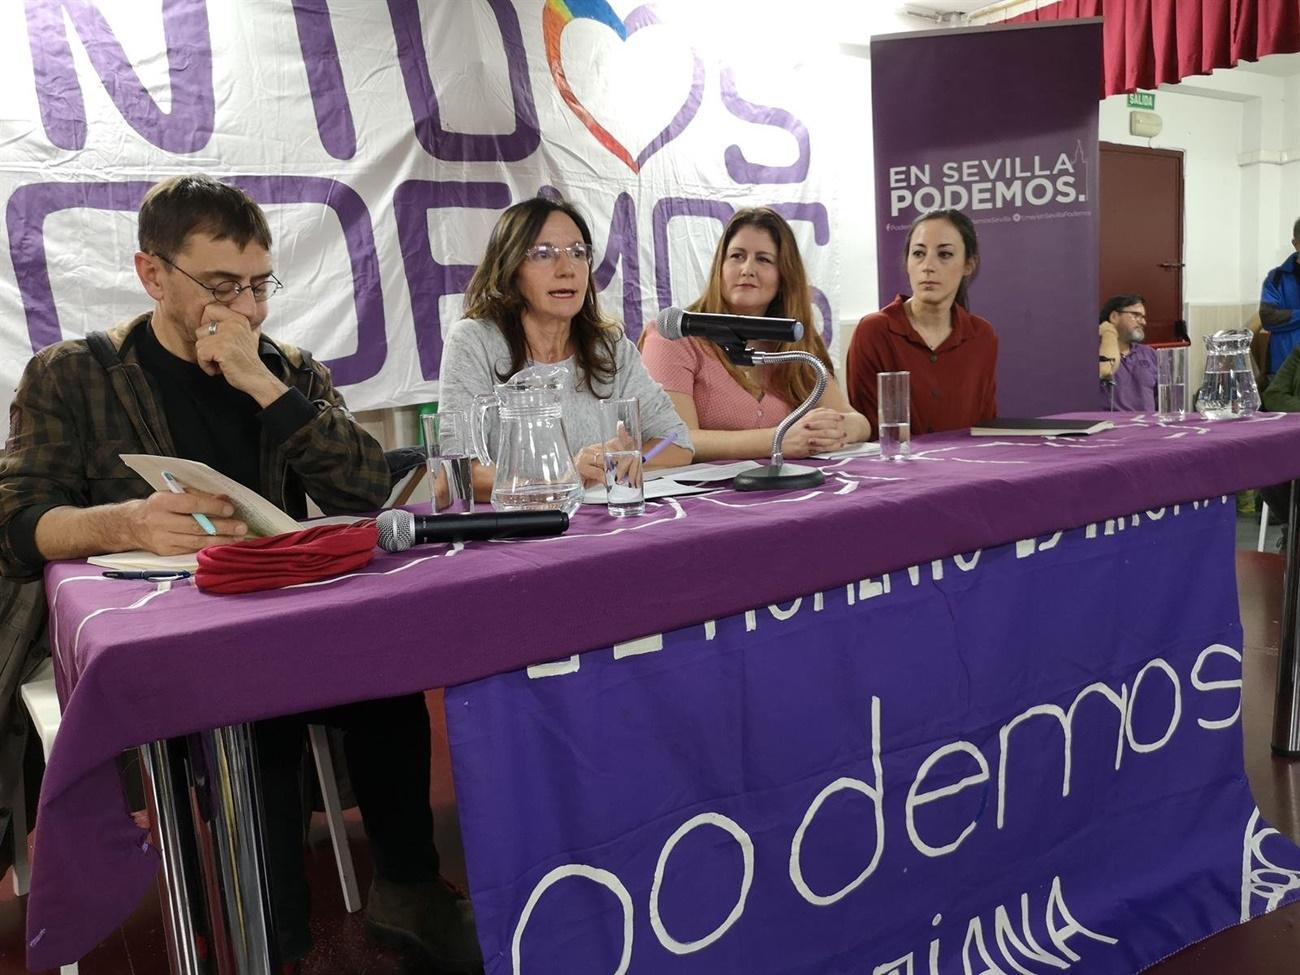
[{"x1": 903, "y1": 208, "x2": 979, "y2": 310}]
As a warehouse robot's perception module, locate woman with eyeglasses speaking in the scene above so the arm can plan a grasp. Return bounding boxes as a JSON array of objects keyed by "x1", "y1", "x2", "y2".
[{"x1": 438, "y1": 197, "x2": 693, "y2": 499}]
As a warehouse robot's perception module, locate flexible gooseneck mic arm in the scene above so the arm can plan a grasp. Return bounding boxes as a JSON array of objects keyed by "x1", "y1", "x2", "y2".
[
  {"x1": 713, "y1": 343, "x2": 829, "y2": 492},
  {"x1": 746, "y1": 350, "x2": 829, "y2": 468}
]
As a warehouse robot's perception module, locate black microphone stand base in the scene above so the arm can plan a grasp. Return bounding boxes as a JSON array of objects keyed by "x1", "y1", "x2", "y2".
[{"x1": 734, "y1": 463, "x2": 825, "y2": 492}]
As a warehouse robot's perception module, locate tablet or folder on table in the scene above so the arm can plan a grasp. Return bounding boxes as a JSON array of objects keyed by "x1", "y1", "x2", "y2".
[{"x1": 970, "y1": 418, "x2": 1115, "y2": 437}]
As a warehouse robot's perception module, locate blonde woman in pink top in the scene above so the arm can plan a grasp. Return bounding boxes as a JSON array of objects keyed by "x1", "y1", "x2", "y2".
[{"x1": 642, "y1": 208, "x2": 870, "y2": 461}]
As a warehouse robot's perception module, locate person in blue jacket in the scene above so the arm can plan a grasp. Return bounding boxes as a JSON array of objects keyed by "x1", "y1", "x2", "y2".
[{"x1": 1259, "y1": 217, "x2": 1300, "y2": 377}]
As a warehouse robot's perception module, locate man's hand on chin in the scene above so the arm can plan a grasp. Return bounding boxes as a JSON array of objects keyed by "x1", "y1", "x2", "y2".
[{"x1": 193, "y1": 303, "x2": 288, "y2": 407}]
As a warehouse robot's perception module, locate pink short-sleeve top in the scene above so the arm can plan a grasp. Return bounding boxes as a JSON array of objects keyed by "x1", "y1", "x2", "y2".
[{"x1": 641, "y1": 326, "x2": 795, "y2": 430}]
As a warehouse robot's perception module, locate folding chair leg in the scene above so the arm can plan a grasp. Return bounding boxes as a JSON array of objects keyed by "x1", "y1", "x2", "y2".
[
  {"x1": 1259, "y1": 500, "x2": 1271, "y2": 553},
  {"x1": 307, "y1": 725, "x2": 362, "y2": 913},
  {"x1": 11, "y1": 764, "x2": 28, "y2": 897}
]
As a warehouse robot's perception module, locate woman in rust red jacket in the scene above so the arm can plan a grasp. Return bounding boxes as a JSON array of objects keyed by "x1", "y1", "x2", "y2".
[{"x1": 846, "y1": 209, "x2": 998, "y2": 436}]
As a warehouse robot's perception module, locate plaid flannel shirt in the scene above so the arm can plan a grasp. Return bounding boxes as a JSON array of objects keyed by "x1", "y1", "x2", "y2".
[{"x1": 0, "y1": 313, "x2": 389, "y2": 580}]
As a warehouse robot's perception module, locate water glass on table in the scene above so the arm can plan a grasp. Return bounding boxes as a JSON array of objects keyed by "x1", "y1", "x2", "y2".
[
  {"x1": 599, "y1": 398, "x2": 644, "y2": 517},
  {"x1": 877, "y1": 371, "x2": 911, "y2": 461},
  {"x1": 1156, "y1": 346, "x2": 1188, "y2": 422},
  {"x1": 421, "y1": 411, "x2": 474, "y2": 514}
]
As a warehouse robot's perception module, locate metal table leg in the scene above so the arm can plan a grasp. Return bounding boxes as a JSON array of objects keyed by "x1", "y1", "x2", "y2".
[
  {"x1": 200, "y1": 723, "x2": 276, "y2": 974},
  {"x1": 140, "y1": 741, "x2": 207, "y2": 975},
  {"x1": 1272, "y1": 480, "x2": 1300, "y2": 755}
]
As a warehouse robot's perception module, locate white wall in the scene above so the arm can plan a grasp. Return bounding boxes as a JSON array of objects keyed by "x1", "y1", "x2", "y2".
[
  {"x1": 1099, "y1": 86, "x2": 1247, "y2": 305},
  {"x1": 813, "y1": 11, "x2": 924, "y2": 364}
]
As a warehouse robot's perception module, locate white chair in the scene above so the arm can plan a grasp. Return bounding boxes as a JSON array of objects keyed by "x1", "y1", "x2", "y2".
[{"x1": 9, "y1": 663, "x2": 361, "y2": 973}]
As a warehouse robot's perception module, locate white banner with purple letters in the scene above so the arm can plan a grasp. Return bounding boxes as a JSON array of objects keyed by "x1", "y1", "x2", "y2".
[{"x1": 0, "y1": 0, "x2": 842, "y2": 419}]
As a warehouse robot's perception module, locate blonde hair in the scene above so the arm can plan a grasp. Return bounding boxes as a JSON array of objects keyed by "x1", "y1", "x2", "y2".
[
  {"x1": 462, "y1": 197, "x2": 619, "y2": 391},
  {"x1": 688, "y1": 207, "x2": 832, "y2": 405}
]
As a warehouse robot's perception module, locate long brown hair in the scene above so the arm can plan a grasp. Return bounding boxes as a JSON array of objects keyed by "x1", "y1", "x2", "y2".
[
  {"x1": 462, "y1": 197, "x2": 619, "y2": 391},
  {"x1": 902, "y1": 208, "x2": 980, "y2": 310},
  {"x1": 688, "y1": 207, "x2": 833, "y2": 405}
]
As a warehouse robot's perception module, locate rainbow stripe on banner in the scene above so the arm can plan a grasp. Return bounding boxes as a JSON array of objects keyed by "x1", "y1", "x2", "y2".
[{"x1": 543, "y1": 0, "x2": 640, "y2": 172}]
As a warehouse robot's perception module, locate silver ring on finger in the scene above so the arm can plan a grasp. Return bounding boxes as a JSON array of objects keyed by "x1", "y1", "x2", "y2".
[{"x1": 207, "y1": 322, "x2": 218, "y2": 336}]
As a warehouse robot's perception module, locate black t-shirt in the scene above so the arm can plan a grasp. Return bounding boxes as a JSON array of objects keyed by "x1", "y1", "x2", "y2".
[{"x1": 135, "y1": 323, "x2": 263, "y2": 493}]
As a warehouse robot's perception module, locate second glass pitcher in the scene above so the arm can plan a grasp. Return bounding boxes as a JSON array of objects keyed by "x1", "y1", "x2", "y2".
[
  {"x1": 1197, "y1": 329, "x2": 1260, "y2": 420},
  {"x1": 469, "y1": 369, "x2": 583, "y2": 516}
]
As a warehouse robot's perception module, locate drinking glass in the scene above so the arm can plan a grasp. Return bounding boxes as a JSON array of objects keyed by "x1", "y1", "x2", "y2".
[
  {"x1": 877, "y1": 372, "x2": 911, "y2": 461},
  {"x1": 599, "y1": 399, "x2": 644, "y2": 517},
  {"x1": 422, "y1": 411, "x2": 474, "y2": 514},
  {"x1": 1156, "y1": 346, "x2": 1188, "y2": 422}
]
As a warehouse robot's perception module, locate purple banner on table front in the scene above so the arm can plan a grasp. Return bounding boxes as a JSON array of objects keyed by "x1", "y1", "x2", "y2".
[
  {"x1": 447, "y1": 500, "x2": 1300, "y2": 974},
  {"x1": 871, "y1": 22, "x2": 1103, "y2": 418}
]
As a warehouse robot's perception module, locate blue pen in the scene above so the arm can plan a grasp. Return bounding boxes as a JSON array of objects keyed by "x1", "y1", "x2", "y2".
[
  {"x1": 102, "y1": 570, "x2": 192, "y2": 581},
  {"x1": 641, "y1": 432, "x2": 678, "y2": 464},
  {"x1": 161, "y1": 470, "x2": 218, "y2": 536}
]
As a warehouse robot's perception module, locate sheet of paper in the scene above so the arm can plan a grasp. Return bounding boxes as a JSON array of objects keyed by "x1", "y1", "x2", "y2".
[
  {"x1": 583, "y1": 478, "x2": 715, "y2": 505},
  {"x1": 813, "y1": 442, "x2": 883, "y2": 460},
  {"x1": 644, "y1": 460, "x2": 763, "y2": 483},
  {"x1": 121, "y1": 454, "x2": 301, "y2": 538},
  {"x1": 304, "y1": 514, "x2": 372, "y2": 527}
]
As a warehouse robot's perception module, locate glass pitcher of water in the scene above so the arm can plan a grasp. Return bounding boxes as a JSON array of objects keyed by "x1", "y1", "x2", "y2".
[
  {"x1": 469, "y1": 367, "x2": 583, "y2": 516},
  {"x1": 1197, "y1": 329, "x2": 1260, "y2": 420}
]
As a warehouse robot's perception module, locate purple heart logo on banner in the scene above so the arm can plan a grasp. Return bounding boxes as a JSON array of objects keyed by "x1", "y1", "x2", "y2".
[{"x1": 543, "y1": 0, "x2": 704, "y2": 173}]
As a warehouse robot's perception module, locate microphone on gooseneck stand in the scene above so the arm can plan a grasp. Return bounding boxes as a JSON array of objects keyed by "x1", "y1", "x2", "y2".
[
  {"x1": 656, "y1": 306, "x2": 827, "y2": 494},
  {"x1": 375, "y1": 509, "x2": 569, "y2": 553},
  {"x1": 656, "y1": 307, "x2": 804, "y2": 351}
]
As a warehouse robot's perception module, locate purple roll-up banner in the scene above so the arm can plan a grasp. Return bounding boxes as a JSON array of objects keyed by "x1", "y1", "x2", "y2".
[
  {"x1": 871, "y1": 21, "x2": 1103, "y2": 417},
  {"x1": 447, "y1": 500, "x2": 1300, "y2": 974}
]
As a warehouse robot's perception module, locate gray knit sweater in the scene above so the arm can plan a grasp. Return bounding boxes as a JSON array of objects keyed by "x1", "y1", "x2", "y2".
[{"x1": 437, "y1": 318, "x2": 693, "y2": 454}]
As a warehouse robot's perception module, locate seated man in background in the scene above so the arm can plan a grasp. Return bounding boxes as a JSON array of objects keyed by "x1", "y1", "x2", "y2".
[
  {"x1": 1098, "y1": 294, "x2": 1157, "y2": 412},
  {"x1": 1260, "y1": 218, "x2": 1300, "y2": 379},
  {"x1": 0, "y1": 175, "x2": 480, "y2": 973}
]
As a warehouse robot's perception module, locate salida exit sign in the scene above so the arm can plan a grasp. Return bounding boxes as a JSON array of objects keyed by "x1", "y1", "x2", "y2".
[{"x1": 1127, "y1": 91, "x2": 1156, "y2": 110}]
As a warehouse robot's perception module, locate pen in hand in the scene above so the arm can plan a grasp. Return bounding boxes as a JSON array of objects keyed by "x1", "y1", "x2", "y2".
[
  {"x1": 161, "y1": 470, "x2": 218, "y2": 536},
  {"x1": 641, "y1": 432, "x2": 678, "y2": 465}
]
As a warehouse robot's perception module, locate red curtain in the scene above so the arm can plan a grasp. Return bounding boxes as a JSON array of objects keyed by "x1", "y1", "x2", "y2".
[{"x1": 1002, "y1": 0, "x2": 1300, "y2": 95}]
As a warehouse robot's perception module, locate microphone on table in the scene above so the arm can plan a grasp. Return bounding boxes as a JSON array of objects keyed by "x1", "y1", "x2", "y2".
[
  {"x1": 375, "y1": 509, "x2": 569, "y2": 552},
  {"x1": 656, "y1": 307, "x2": 803, "y2": 347}
]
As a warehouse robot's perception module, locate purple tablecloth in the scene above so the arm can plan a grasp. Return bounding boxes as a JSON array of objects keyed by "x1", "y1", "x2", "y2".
[{"x1": 27, "y1": 412, "x2": 1300, "y2": 967}]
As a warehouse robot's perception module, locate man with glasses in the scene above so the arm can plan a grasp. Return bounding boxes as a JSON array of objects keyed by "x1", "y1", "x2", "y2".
[
  {"x1": 1098, "y1": 293, "x2": 1157, "y2": 412},
  {"x1": 0, "y1": 175, "x2": 482, "y2": 973}
]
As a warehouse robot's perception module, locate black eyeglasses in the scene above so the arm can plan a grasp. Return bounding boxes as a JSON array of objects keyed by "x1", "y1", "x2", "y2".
[
  {"x1": 156, "y1": 254, "x2": 283, "y2": 303},
  {"x1": 1121, "y1": 309, "x2": 1147, "y2": 323}
]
